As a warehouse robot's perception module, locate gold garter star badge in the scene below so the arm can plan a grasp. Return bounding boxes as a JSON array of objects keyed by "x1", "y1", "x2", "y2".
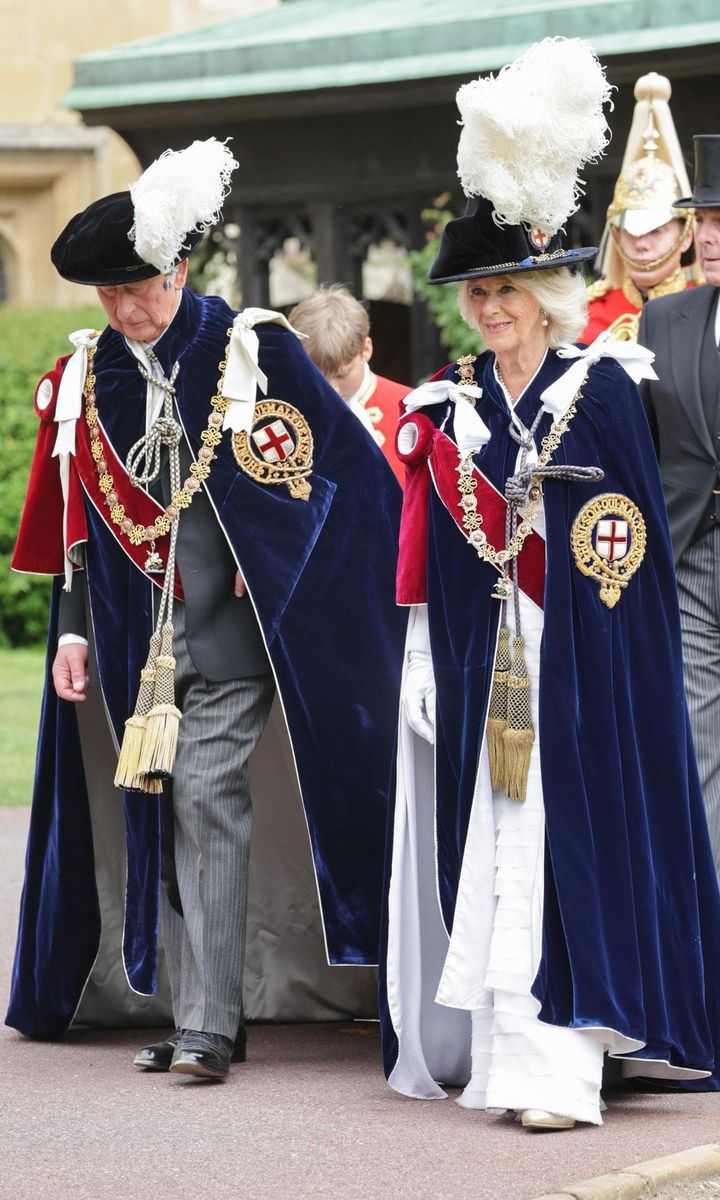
[
  {"x1": 232, "y1": 400, "x2": 314, "y2": 500},
  {"x1": 571, "y1": 493, "x2": 646, "y2": 608}
]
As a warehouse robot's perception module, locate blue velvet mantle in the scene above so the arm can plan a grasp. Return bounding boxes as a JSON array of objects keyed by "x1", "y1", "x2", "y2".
[
  {"x1": 7, "y1": 291, "x2": 406, "y2": 1039},
  {"x1": 382, "y1": 349, "x2": 720, "y2": 1086}
]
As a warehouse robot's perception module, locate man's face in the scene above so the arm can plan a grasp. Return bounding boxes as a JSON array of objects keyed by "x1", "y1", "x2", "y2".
[
  {"x1": 615, "y1": 219, "x2": 692, "y2": 290},
  {"x1": 694, "y1": 209, "x2": 720, "y2": 285},
  {"x1": 96, "y1": 259, "x2": 188, "y2": 342}
]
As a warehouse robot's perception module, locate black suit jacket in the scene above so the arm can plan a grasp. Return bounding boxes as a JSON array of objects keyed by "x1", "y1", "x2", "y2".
[{"x1": 638, "y1": 284, "x2": 720, "y2": 563}]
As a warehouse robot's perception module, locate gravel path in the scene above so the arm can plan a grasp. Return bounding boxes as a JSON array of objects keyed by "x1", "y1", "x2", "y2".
[{"x1": 2, "y1": 807, "x2": 719, "y2": 1200}]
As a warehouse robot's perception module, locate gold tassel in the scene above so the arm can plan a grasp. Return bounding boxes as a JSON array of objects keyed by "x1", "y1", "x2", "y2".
[
  {"x1": 138, "y1": 620, "x2": 181, "y2": 782},
  {"x1": 114, "y1": 631, "x2": 162, "y2": 791},
  {"x1": 486, "y1": 625, "x2": 511, "y2": 790},
  {"x1": 502, "y1": 635, "x2": 535, "y2": 801}
]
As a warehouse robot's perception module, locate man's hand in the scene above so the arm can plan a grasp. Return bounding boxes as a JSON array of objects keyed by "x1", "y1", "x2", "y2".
[
  {"x1": 234, "y1": 570, "x2": 247, "y2": 598},
  {"x1": 52, "y1": 643, "x2": 89, "y2": 702}
]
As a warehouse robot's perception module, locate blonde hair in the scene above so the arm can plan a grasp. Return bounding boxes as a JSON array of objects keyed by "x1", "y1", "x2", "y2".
[
  {"x1": 458, "y1": 267, "x2": 588, "y2": 348},
  {"x1": 289, "y1": 285, "x2": 370, "y2": 375}
]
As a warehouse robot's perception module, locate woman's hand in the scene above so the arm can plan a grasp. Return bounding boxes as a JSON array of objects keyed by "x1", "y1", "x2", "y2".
[{"x1": 402, "y1": 654, "x2": 436, "y2": 744}]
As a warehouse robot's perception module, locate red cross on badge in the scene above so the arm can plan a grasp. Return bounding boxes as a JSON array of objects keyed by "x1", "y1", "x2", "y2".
[
  {"x1": 252, "y1": 419, "x2": 295, "y2": 463},
  {"x1": 529, "y1": 227, "x2": 550, "y2": 251},
  {"x1": 595, "y1": 518, "x2": 629, "y2": 563}
]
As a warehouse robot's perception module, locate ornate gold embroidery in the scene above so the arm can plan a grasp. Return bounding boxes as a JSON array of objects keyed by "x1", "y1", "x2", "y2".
[
  {"x1": 571, "y1": 493, "x2": 646, "y2": 608},
  {"x1": 586, "y1": 278, "x2": 611, "y2": 302},
  {"x1": 231, "y1": 400, "x2": 314, "y2": 501},
  {"x1": 607, "y1": 311, "x2": 640, "y2": 342},
  {"x1": 455, "y1": 357, "x2": 581, "y2": 569},
  {"x1": 83, "y1": 327, "x2": 234, "y2": 555}
]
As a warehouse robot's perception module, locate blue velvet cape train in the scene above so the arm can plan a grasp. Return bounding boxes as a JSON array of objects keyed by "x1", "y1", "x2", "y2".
[
  {"x1": 7, "y1": 291, "x2": 407, "y2": 1040},
  {"x1": 381, "y1": 349, "x2": 720, "y2": 1087}
]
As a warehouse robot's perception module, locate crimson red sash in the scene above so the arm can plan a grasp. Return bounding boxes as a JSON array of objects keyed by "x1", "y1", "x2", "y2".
[
  {"x1": 73, "y1": 414, "x2": 184, "y2": 600},
  {"x1": 395, "y1": 412, "x2": 545, "y2": 610}
]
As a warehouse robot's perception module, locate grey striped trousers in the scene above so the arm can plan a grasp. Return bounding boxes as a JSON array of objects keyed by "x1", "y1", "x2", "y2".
[
  {"x1": 677, "y1": 525, "x2": 720, "y2": 882},
  {"x1": 160, "y1": 603, "x2": 275, "y2": 1039}
]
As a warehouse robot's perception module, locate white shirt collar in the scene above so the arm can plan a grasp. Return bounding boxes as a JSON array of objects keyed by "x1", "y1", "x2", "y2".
[{"x1": 347, "y1": 361, "x2": 372, "y2": 407}]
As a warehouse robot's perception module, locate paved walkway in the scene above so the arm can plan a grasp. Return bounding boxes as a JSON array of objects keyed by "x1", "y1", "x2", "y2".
[{"x1": 2, "y1": 807, "x2": 719, "y2": 1200}]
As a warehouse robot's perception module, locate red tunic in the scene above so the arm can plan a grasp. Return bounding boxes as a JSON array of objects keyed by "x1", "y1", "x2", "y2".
[
  {"x1": 360, "y1": 373, "x2": 411, "y2": 485},
  {"x1": 582, "y1": 287, "x2": 641, "y2": 343},
  {"x1": 582, "y1": 278, "x2": 696, "y2": 344}
]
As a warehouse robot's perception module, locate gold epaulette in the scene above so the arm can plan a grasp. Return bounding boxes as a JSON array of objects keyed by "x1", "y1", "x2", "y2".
[{"x1": 586, "y1": 278, "x2": 611, "y2": 302}]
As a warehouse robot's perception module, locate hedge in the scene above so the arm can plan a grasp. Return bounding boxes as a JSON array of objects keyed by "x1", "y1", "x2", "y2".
[{"x1": 0, "y1": 305, "x2": 104, "y2": 646}]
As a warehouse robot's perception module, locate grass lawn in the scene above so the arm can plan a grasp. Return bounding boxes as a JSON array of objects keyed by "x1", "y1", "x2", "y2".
[{"x1": 0, "y1": 645, "x2": 45, "y2": 806}]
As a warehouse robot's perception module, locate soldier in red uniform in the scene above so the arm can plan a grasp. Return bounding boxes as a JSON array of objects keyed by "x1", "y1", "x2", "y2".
[
  {"x1": 583, "y1": 72, "x2": 698, "y2": 343},
  {"x1": 290, "y1": 285, "x2": 410, "y2": 483}
]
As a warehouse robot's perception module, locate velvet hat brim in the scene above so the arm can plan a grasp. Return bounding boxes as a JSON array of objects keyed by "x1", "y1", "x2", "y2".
[
  {"x1": 51, "y1": 191, "x2": 203, "y2": 286},
  {"x1": 427, "y1": 196, "x2": 596, "y2": 285}
]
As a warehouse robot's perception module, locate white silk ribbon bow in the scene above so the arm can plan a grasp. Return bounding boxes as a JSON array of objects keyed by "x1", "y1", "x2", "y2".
[
  {"x1": 52, "y1": 329, "x2": 101, "y2": 590},
  {"x1": 540, "y1": 331, "x2": 658, "y2": 422},
  {"x1": 404, "y1": 379, "x2": 489, "y2": 458},
  {"x1": 52, "y1": 329, "x2": 101, "y2": 460},
  {"x1": 222, "y1": 308, "x2": 307, "y2": 434}
]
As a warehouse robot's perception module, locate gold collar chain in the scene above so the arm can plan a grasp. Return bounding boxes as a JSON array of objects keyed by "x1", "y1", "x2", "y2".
[
  {"x1": 622, "y1": 265, "x2": 687, "y2": 310},
  {"x1": 83, "y1": 328, "x2": 233, "y2": 556},
  {"x1": 454, "y1": 355, "x2": 582, "y2": 569}
]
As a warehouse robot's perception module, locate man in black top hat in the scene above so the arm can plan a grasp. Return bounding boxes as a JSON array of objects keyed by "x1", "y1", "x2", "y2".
[
  {"x1": 639, "y1": 134, "x2": 720, "y2": 878},
  {"x1": 7, "y1": 139, "x2": 405, "y2": 1078}
]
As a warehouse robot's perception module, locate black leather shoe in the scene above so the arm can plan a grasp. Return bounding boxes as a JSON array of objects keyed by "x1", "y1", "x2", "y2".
[
  {"x1": 169, "y1": 1030, "x2": 234, "y2": 1079},
  {"x1": 133, "y1": 1030, "x2": 182, "y2": 1072}
]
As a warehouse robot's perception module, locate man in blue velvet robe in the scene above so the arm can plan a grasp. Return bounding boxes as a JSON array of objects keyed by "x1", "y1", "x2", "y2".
[{"x1": 7, "y1": 142, "x2": 405, "y2": 1079}]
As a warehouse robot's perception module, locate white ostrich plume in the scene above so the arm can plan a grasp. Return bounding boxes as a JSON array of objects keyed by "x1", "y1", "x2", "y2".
[
  {"x1": 456, "y1": 38, "x2": 612, "y2": 237},
  {"x1": 129, "y1": 138, "x2": 239, "y2": 274}
]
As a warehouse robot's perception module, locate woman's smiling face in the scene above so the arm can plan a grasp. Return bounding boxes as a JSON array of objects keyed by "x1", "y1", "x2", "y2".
[{"x1": 466, "y1": 275, "x2": 543, "y2": 356}]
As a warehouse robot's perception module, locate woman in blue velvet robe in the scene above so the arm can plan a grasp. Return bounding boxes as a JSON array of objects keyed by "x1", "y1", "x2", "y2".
[{"x1": 380, "y1": 256, "x2": 720, "y2": 1130}]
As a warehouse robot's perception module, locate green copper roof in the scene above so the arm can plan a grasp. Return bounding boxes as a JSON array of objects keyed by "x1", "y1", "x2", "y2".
[{"x1": 63, "y1": 0, "x2": 720, "y2": 111}]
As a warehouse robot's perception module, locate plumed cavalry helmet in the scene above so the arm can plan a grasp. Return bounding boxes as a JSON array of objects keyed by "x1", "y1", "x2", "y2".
[
  {"x1": 428, "y1": 37, "x2": 611, "y2": 285},
  {"x1": 51, "y1": 138, "x2": 239, "y2": 287},
  {"x1": 596, "y1": 73, "x2": 696, "y2": 288}
]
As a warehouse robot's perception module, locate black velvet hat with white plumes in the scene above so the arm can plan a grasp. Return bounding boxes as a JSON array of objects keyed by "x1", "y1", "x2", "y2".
[
  {"x1": 51, "y1": 192, "x2": 203, "y2": 286},
  {"x1": 51, "y1": 138, "x2": 239, "y2": 287},
  {"x1": 428, "y1": 196, "x2": 596, "y2": 285},
  {"x1": 428, "y1": 37, "x2": 611, "y2": 285}
]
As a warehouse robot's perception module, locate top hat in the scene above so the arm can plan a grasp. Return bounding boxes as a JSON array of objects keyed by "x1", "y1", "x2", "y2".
[
  {"x1": 427, "y1": 37, "x2": 611, "y2": 286},
  {"x1": 51, "y1": 138, "x2": 238, "y2": 287},
  {"x1": 675, "y1": 135, "x2": 720, "y2": 208}
]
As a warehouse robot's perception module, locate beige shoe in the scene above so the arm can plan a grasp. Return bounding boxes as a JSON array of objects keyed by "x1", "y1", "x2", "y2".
[{"x1": 521, "y1": 1108, "x2": 575, "y2": 1131}]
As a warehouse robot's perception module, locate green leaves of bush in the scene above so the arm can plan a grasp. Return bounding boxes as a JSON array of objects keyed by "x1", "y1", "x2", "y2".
[{"x1": 408, "y1": 205, "x2": 482, "y2": 365}]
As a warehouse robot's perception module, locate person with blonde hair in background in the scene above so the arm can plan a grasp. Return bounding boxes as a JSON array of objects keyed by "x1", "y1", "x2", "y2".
[{"x1": 290, "y1": 284, "x2": 410, "y2": 483}]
